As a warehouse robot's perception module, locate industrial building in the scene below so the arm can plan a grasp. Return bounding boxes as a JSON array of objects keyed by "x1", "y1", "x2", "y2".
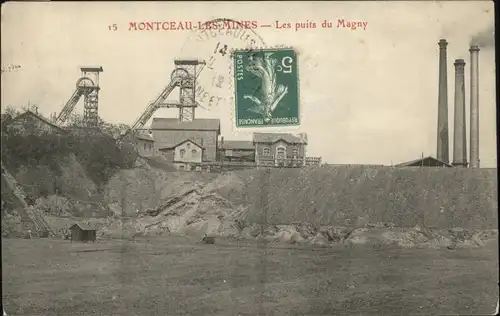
[
  {"x1": 159, "y1": 138, "x2": 205, "y2": 171},
  {"x1": 220, "y1": 139, "x2": 255, "y2": 163},
  {"x1": 395, "y1": 156, "x2": 452, "y2": 168},
  {"x1": 20, "y1": 58, "x2": 321, "y2": 171},
  {"x1": 152, "y1": 117, "x2": 221, "y2": 163},
  {"x1": 104, "y1": 58, "x2": 319, "y2": 170},
  {"x1": 438, "y1": 40, "x2": 481, "y2": 168},
  {"x1": 399, "y1": 39, "x2": 483, "y2": 169},
  {"x1": 16, "y1": 36, "x2": 484, "y2": 171},
  {"x1": 3, "y1": 109, "x2": 65, "y2": 137},
  {"x1": 218, "y1": 134, "x2": 321, "y2": 168},
  {"x1": 253, "y1": 132, "x2": 308, "y2": 168},
  {"x1": 135, "y1": 133, "x2": 155, "y2": 157},
  {"x1": 151, "y1": 130, "x2": 319, "y2": 170}
]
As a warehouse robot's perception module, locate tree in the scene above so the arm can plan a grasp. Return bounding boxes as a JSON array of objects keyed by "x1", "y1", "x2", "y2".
[
  {"x1": 1, "y1": 106, "x2": 25, "y2": 137},
  {"x1": 66, "y1": 113, "x2": 131, "y2": 139},
  {"x1": 99, "y1": 120, "x2": 131, "y2": 139},
  {"x1": 2, "y1": 106, "x2": 21, "y2": 119}
]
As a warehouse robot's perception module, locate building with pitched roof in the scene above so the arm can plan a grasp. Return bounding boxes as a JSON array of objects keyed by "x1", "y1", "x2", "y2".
[
  {"x1": 2, "y1": 110, "x2": 65, "y2": 136},
  {"x1": 151, "y1": 118, "x2": 220, "y2": 162},
  {"x1": 220, "y1": 139, "x2": 255, "y2": 163},
  {"x1": 158, "y1": 139, "x2": 204, "y2": 171},
  {"x1": 69, "y1": 223, "x2": 97, "y2": 242},
  {"x1": 135, "y1": 132, "x2": 155, "y2": 157},
  {"x1": 395, "y1": 156, "x2": 453, "y2": 168},
  {"x1": 253, "y1": 132, "x2": 308, "y2": 167}
]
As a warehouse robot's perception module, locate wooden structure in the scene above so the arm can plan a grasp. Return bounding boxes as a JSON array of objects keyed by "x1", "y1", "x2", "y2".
[{"x1": 69, "y1": 223, "x2": 96, "y2": 242}]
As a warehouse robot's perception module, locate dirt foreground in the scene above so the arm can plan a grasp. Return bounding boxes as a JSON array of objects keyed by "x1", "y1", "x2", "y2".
[{"x1": 2, "y1": 237, "x2": 498, "y2": 316}]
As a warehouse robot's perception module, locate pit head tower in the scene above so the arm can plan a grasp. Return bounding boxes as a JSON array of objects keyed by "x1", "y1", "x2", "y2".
[
  {"x1": 80, "y1": 67, "x2": 103, "y2": 127},
  {"x1": 53, "y1": 66, "x2": 103, "y2": 128}
]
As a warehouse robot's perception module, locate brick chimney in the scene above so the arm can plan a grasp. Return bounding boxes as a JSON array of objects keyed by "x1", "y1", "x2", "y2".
[
  {"x1": 469, "y1": 45, "x2": 480, "y2": 168},
  {"x1": 452, "y1": 59, "x2": 468, "y2": 167},
  {"x1": 437, "y1": 39, "x2": 450, "y2": 163}
]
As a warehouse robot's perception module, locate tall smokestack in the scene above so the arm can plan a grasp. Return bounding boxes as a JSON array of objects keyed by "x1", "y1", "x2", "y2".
[
  {"x1": 452, "y1": 59, "x2": 468, "y2": 167},
  {"x1": 437, "y1": 39, "x2": 450, "y2": 163},
  {"x1": 469, "y1": 45, "x2": 480, "y2": 168}
]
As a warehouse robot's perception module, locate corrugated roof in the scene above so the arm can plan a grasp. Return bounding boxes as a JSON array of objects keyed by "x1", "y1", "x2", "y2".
[
  {"x1": 253, "y1": 132, "x2": 307, "y2": 144},
  {"x1": 70, "y1": 223, "x2": 95, "y2": 231},
  {"x1": 222, "y1": 140, "x2": 255, "y2": 150},
  {"x1": 151, "y1": 118, "x2": 220, "y2": 132}
]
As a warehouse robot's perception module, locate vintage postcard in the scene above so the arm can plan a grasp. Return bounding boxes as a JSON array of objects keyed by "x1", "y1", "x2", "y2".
[{"x1": 1, "y1": 1, "x2": 497, "y2": 315}]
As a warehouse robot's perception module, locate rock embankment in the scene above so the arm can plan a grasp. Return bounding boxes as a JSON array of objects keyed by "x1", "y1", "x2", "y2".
[{"x1": 100, "y1": 170, "x2": 498, "y2": 249}]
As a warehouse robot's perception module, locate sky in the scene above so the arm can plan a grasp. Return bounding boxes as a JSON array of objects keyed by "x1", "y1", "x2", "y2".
[{"x1": 1, "y1": 1, "x2": 496, "y2": 167}]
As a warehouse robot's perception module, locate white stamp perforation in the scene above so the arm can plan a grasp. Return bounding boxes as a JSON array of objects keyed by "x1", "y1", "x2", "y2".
[
  {"x1": 230, "y1": 46, "x2": 301, "y2": 129},
  {"x1": 229, "y1": 46, "x2": 296, "y2": 56}
]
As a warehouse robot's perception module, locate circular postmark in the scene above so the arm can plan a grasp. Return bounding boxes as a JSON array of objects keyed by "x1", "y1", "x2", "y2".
[{"x1": 176, "y1": 18, "x2": 266, "y2": 113}]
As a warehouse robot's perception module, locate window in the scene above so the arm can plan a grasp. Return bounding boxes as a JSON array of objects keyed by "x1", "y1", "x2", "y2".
[
  {"x1": 192, "y1": 149, "x2": 197, "y2": 154},
  {"x1": 144, "y1": 143, "x2": 147, "y2": 151},
  {"x1": 180, "y1": 149, "x2": 185, "y2": 158},
  {"x1": 149, "y1": 143, "x2": 153, "y2": 151},
  {"x1": 276, "y1": 147, "x2": 286, "y2": 160},
  {"x1": 263, "y1": 147, "x2": 271, "y2": 156},
  {"x1": 292, "y1": 147, "x2": 299, "y2": 158}
]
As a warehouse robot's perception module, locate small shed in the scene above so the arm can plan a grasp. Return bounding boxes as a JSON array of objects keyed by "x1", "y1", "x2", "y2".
[{"x1": 69, "y1": 223, "x2": 96, "y2": 242}]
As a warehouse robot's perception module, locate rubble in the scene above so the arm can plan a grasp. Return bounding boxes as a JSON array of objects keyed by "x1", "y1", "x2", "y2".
[
  {"x1": 95, "y1": 166, "x2": 499, "y2": 249},
  {"x1": 2, "y1": 157, "x2": 497, "y2": 249}
]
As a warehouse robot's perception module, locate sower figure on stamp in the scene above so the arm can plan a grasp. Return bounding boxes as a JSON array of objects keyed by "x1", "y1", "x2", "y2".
[{"x1": 234, "y1": 48, "x2": 299, "y2": 128}]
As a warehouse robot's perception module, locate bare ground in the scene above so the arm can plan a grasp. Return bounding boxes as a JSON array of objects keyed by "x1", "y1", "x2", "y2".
[{"x1": 2, "y1": 237, "x2": 498, "y2": 316}]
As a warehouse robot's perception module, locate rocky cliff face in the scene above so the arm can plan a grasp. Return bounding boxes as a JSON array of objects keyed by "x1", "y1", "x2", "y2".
[
  {"x1": 2, "y1": 137, "x2": 497, "y2": 248},
  {"x1": 1, "y1": 132, "x2": 135, "y2": 235}
]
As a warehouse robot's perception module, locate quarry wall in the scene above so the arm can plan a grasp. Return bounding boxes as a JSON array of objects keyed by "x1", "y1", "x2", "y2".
[
  {"x1": 235, "y1": 166, "x2": 498, "y2": 229},
  {"x1": 105, "y1": 164, "x2": 497, "y2": 230}
]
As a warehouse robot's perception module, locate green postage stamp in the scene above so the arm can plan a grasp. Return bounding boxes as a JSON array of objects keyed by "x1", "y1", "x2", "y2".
[{"x1": 233, "y1": 48, "x2": 300, "y2": 127}]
